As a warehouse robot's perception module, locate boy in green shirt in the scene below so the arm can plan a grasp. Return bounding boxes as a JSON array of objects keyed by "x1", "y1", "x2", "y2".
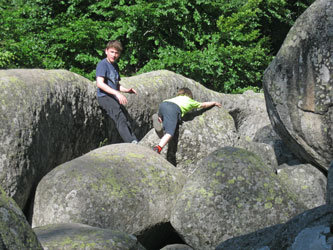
[{"x1": 152, "y1": 87, "x2": 222, "y2": 154}]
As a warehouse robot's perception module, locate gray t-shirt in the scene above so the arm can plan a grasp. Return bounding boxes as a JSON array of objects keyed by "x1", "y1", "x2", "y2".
[{"x1": 96, "y1": 58, "x2": 121, "y2": 97}]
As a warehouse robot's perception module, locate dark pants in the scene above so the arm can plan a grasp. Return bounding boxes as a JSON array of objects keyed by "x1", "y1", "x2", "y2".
[
  {"x1": 98, "y1": 95, "x2": 137, "y2": 143},
  {"x1": 158, "y1": 101, "x2": 181, "y2": 137}
]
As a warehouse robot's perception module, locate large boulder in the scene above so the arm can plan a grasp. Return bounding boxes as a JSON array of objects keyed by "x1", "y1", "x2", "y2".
[
  {"x1": 0, "y1": 188, "x2": 43, "y2": 249},
  {"x1": 121, "y1": 71, "x2": 271, "y2": 141},
  {"x1": 262, "y1": 0, "x2": 333, "y2": 170},
  {"x1": 33, "y1": 223, "x2": 146, "y2": 250},
  {"x1": 0, "y1": 69, "x2": 120, "y2": 209},
  {"x1": 170, "y1": 147, "x2": 306, "y2": 250},
  {"x1": 140, "y1": 107, "x2": 238, "y2": 175},
  {"x1": 32, "y1": 143, "x2": 186, "y2": 236}
]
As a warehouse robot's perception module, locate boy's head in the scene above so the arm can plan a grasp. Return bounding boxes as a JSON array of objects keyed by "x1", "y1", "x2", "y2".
[
  {"x1": 177, "y1": 88, "x2": 193, "y2": 99},
  {"x1": 105, "y1": 40, "x2": 123, "y2": 64},
  {"x1": 106, "y1": 40, "x2": 123, "y2": 52}
]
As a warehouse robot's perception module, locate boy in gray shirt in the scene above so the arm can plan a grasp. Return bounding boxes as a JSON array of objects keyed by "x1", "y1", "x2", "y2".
[{"x1": 96, "y1": 40, "x2": 138, "y2": 143}]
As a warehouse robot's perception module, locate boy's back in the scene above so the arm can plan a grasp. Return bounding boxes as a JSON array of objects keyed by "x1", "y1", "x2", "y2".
[{"x1": 163, "y1": 95, "x2": 201, "y2": 117}]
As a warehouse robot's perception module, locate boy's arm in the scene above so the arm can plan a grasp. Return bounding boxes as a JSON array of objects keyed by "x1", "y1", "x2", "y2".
[
  {"x1": 200, "y1": 101, "x2": 222, "y2": 109},
  {"x1": 119, "y1": 85, "x2": 137, "y2": 94},
  {"x1": 96, "y1": 76, "x2": 128, "y2": 105}
]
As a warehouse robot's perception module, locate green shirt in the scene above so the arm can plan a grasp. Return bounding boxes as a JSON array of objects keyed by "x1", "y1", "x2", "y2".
[{"x1": 164, "y1": 95, "x2": 201, "y2": 117}]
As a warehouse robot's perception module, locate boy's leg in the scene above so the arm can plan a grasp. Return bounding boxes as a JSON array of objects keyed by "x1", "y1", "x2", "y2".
[
  {"x1": 153, "y1": 133, "x2": 172, "y2": 154},
  {"x1": 153, "y1": 102, "x2": 180, "y2": 153},
  {"x1": 119, "y1": 105, "x2": 138, "y2": 143},
  {"x1": 98, "y1": 96, "x2": 138, "y2": 143},
  {"x1": 159, "y1": 133, "x2": 172, "y2": 148},
  {"x1": 159, "y1": 102, "x2": 180, "y2": 137},
  {"x1": 117, "y1": 110, "x2": 138, "y2": 143}
]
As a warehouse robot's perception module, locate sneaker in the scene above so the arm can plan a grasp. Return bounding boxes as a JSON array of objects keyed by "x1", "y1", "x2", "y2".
[
  {"x1": 152, "y1": 114, "x2": 164, "y2": 138},
  {"x1": 153, "y1": 145, "x2": 161, "y2": 154},
  {"x1": 131, "y1": 140, "x2": 138, "y2": 144}
]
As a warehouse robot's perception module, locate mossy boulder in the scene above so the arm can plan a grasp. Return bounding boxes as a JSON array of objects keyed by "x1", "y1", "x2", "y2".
[
  {"x1": 0, "y1": 188, "x2": 42, "y2": 249},
  {"x1": 0, "y1": 69, "x2": 120, "y2": 209},
  {"x1": 262, "y1": 0, "x2": 333, "y2": 170},
  {"x1": 32, "y1": 143, "x2": 186, "y2": 235},
  {"x1": 121, "y1": 71, "x2": 271, "y2": 142},
  {"x1": 170, "y1": 147, "x2": 307, "y2": 250},
  {"x1": 33, "y1": 223, "x2": 146, "y2": 250}
]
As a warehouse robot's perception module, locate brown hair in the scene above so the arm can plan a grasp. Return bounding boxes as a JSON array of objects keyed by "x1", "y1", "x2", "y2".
[
  {"x1": 177, "y1": 87, "x2": 193, "y2": 99},
  {"x1": 106, "y1": 40, "x2": 123, "y2": 52}
]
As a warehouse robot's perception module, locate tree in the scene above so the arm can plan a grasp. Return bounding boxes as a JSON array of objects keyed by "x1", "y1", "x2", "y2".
[{"x1": 0, "y1": 0, "x2": 314, "y2": 93}]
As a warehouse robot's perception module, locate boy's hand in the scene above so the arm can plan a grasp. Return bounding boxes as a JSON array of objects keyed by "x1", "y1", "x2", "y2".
[
  {"x1": 127, "y1": 88, "x2": 137, "y2": 94},
  {"x1": 215, "y1": 102, "x2": 222, "y2": 107},
  {"x1": 116, "y1": 92, "x2": 128, "y2": 105}
]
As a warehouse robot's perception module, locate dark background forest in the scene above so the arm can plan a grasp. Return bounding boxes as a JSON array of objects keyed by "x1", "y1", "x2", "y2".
[{"x1": 0, "y1": 0, "x2": 314, "y2": 93}]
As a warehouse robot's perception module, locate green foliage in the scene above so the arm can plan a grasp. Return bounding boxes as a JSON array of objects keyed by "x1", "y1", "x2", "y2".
[
  {"x1": 136, "y1": 0, "x2": 276, "y2": 92},
  {"x1": 0, "y1": 0, "x2": 314, "y2": 93},
  {"x1": 0, "y1": 50, "x2": 15, "y2": 68},
  {"x1": 214, "y1": 0, "x2": 273, "y2": 92},
  {"x1": 231, "y1": 86, "x2": 262, "y2": 94},
  {"x1": 99, "y1": 138, "x2": 109, "y2": 148}
]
